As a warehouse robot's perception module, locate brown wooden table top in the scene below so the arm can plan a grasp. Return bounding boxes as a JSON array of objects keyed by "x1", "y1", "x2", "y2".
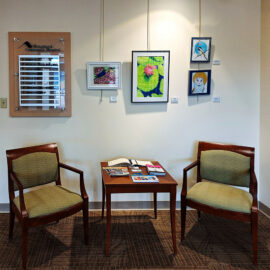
[{"x1": 101, "y1": 161, "x2": 178, "y2": 186}]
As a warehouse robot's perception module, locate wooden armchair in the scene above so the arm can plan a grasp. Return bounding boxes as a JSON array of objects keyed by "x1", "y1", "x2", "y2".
[
  {"x1": 181, "y1": 141, "x2": 258, "y2": 264},
  {"x1": 6, "y1": 143, "x2": 89, "y2": 269}
]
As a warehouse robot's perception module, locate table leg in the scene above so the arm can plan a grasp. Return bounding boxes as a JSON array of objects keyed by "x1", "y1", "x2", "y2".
[
  {"x1": 170, "y1": 187, "x2": 177, "y2": 254},
  {"x1": 154, "y1": 192, "x2": 157, "y2": 219},
  {"x1": 102, "y1": 178, "x2": 105, "y2": 219},
  {"x1": 105, "y1": 191, "x2": 111, "y2": 256}
]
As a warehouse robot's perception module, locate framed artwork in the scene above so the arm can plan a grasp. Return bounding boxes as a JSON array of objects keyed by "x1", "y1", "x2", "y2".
[
  {"x1": 190, "y1": 37, "x2": 211, "y2": 63},
  {"x1": 132, "y1": 51, "x2": 170, "y2": 103},
  {"x1": 188, "y1": 70, "x2": 211, "y2": 96},
  {"x1": 87, "y1": 62, "x2": 121, "y2": 90}
]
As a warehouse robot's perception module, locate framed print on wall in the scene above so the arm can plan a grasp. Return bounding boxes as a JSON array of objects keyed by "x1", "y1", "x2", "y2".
[
  {"x1": 132, "y1": 51, "x2": 170, "y2": 103},
  {"x1": 190, "y1": 37, "x2": 211, "y2": 63},
  {"x1": 188, "y1": 70, "x2": 211, "y2": 96},
  {"x1": 87, "y1": 62, "x2": 122, "y2": 90}
]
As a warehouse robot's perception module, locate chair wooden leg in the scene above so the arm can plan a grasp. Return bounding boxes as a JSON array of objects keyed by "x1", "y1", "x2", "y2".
[
  {"x1": 83, "y1": 201, "x2": 89, "y2": 245},
  {"x1": 251, "y1": 211, "x2": 258, "y2": 264},
  {"x1": 154, "y1": 192, "x2": 157, "y2": 219},
  {"x1": 22, "y1": 225, "x2": 28, "y2": 270},
  {"x1": 197, "y1": 210, "x2": 201, "y2": 221},
  {"x1": 181, "y1": 200, "x2": 186, "y2": 241},
  {"x1": 9, "y1": 206, "x2": 15, "y2": 240}
]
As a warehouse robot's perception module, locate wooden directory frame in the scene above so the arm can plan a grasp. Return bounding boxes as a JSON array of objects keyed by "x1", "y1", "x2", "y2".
[{"x1": 9, "y1": 32, "x2": 71, "y2": 117}]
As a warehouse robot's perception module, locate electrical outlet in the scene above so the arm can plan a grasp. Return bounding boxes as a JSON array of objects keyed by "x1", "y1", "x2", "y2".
[{"x1": 0, "y1": 98, "x2": 7, "y2": 108}]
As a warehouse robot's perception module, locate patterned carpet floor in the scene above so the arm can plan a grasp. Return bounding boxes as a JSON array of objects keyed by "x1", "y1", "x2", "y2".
[{"x1": 0, "y1": 210, "x2": 269, "y2": 269}]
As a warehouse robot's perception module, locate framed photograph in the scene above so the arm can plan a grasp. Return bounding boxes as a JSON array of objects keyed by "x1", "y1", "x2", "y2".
[
  {"x1": 190, "y1": 37, "x2": 211, "y2": 63},
  {"x1": 188, "y1": 70, "x2": 211, "y2": 96},
  {"x1": 132, "y1": 51, "x2": 170, "y2": 103},
  {"x1": 87, "y1": 62, "x2": 121, "y2": 90}
]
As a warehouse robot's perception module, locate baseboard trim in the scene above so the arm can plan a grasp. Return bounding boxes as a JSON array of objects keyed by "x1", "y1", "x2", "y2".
[
  {"x1": 0, "y1": 201, "x2": 181, "y2": 213},
  {"x1": 259, "y1": 201, "x2": 270, "y2": 218},
  {"x1": 1, "y1": 201, "x2": 268, "y2": 214},
  {"x1": 0, "y1": 203, "x2": 9, "y2": 213}
]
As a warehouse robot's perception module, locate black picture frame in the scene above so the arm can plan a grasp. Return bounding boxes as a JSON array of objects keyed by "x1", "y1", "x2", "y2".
[
  {"x1": 188, "y1": 70, "x2": 211, "y2": 96},
  {"x1": 131, "y1": 50, "x2": 170, "y2": 103},
  {"x1": 190, "y1": 37, "x2": 212, "y2": 63}
]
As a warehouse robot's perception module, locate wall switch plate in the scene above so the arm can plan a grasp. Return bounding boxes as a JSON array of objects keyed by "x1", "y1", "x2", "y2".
[
  {"x1": 110, "y1": 96, "x2": 117, "y2": 103},
  {"x1": 171, "y1": 97, "x2": 179, "y2": 104},
  {"x1": 213, "y1": 59, "x2": 221, "y2": 65},
  {"x1": 213, "y1": 96, "x2": 221, "y2": 103},
  {"x1": 0, "y1": 98, "x2": 7, "y2": 108}
]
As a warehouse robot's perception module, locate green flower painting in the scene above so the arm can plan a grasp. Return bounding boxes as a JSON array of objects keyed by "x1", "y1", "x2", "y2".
[{"x1": 136, "y1": 56, "x2": 164, "y2": 97}]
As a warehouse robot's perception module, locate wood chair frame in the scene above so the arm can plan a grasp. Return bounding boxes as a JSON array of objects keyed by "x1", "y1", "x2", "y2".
[
  {"x1": 181, "y1": 141, "x2": 258, "y2": 264},
  {"x1": 6, "y1": 143, "x2": 89, "y2": 269}
]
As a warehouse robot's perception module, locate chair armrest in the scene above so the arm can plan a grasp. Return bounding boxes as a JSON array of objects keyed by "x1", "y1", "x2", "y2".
[
  {"x1": 59, "y1": 163, "x2": 88, "y2": 200},
  {"x1": 10, "y1": 172, "x2": 28, "y2": 218},
  {"x1": 250, "y1": 170, "x2": 258, "y2": 212},
  {"x1": 181, "y1": 160, "x2": 199, "y2": 198}
]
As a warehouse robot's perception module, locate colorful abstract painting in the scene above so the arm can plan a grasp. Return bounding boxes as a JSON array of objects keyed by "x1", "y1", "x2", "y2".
[
  {"x1": 132, "y1": 51, "x2": 170, "y2": 103},
  {"x1": 136, "y1": 56, "x2": 164, "y2": 98}
]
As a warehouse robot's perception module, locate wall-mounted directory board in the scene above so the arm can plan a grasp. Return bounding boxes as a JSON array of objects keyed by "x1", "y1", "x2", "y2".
[{"x1": 9, "y1": 32, "x2": 71, "y2": 117}]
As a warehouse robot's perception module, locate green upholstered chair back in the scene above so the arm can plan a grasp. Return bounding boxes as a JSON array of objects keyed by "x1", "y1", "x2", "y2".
[
  {"x1": 200, "y1": 150, "x2": 251, "y2": 187},
  {"x1": 12, "y1": 152, "x2": 58, "y2": 190}
]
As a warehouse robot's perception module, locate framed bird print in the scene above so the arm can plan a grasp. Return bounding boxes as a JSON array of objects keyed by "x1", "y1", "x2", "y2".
[
  {"x1": 87, "y1": 62, "x2": 122, "y2": 90},
  {"x1": 190, "y1": 37, "x2": 212, "y2": 63}
]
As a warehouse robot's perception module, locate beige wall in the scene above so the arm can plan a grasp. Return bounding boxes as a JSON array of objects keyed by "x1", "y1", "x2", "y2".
[
  {"x1": 260, "y1": 0, "x2": 270, "y2": 207},
  {"x1": 0, "y1": 0, "x2": 260, "y2": 204}
]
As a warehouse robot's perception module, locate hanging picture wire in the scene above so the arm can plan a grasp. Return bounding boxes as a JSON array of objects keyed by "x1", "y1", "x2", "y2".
[
  {"x1": 198, "y1": 0, "x2": 201, "y2": 102},
  {"x1": 100, "y1": 0, "x2": 104, "y2": 102},
  {"x1": 147, "y1": 0, "x2": 150, "y2": 51}
]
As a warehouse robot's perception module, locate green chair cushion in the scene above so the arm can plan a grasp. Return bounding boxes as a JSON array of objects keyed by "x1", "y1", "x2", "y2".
[
  {"x1": 12, "y1": 152, "x2": 58, "y2": 190},
  {"x1": 200, "y1": 150, "x2": 250, "y2": 187},
  {"x1": 13, "y1": 185, "x2": 83, "y2": 218},
  {"x1": 186, "y1": 181, "x2": 253, "y2": 213}
]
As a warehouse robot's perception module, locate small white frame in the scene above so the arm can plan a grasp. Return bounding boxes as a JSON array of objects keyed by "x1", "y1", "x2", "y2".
[{"x1": 87, "y1": 62, "x2": 122, "y2": 90}]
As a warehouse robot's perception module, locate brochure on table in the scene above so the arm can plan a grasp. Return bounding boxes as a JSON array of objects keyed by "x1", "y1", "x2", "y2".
[
  {"x1": 103, "y1": 167, "x2": 129, "y2": 176},
  {"x1": 132, "y1": 175, "x2": 159, "y2": 183}
]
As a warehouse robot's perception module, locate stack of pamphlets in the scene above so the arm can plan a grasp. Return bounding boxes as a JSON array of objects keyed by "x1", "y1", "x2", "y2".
[
  {"x1": 146, "y1": 164, "x2": 166, "y2": 176},
  {"x1": 131, "y1": 166, "x2": 142, "y2": 172},
  {"x1": 132, "y1": 175, "x2": 159, "y2": 183},
  {"x1": 103, "y1": 167, "x2": 129, "y2": 177}
]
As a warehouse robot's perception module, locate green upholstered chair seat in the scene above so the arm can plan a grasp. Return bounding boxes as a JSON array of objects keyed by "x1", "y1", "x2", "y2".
[
  {"x1": 14, "y1": 185, "x2": 83, "y2": 218},
  {"x1": 186, "y1": 181, "x2": 253, "y2": 213}
]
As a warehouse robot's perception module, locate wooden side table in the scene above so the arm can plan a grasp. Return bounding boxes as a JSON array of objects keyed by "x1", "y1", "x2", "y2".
[{"x1": 100, "y1": 161, "x2": 178, "y2": 256}]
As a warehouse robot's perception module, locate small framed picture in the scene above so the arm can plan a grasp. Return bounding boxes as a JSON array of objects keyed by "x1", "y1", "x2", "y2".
[
  {"x1": 188, "y1": 70, "x2": 211, "y2": 96},
  {"x1": 87, "y1": 62, "x2": 121, "y2": 90},
  {"x1": 132, "y1": 51, "x2": 170, "y2": 103},
  {"x1": 190, "y1": 37, "x2": 211, "y2": 63}
]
